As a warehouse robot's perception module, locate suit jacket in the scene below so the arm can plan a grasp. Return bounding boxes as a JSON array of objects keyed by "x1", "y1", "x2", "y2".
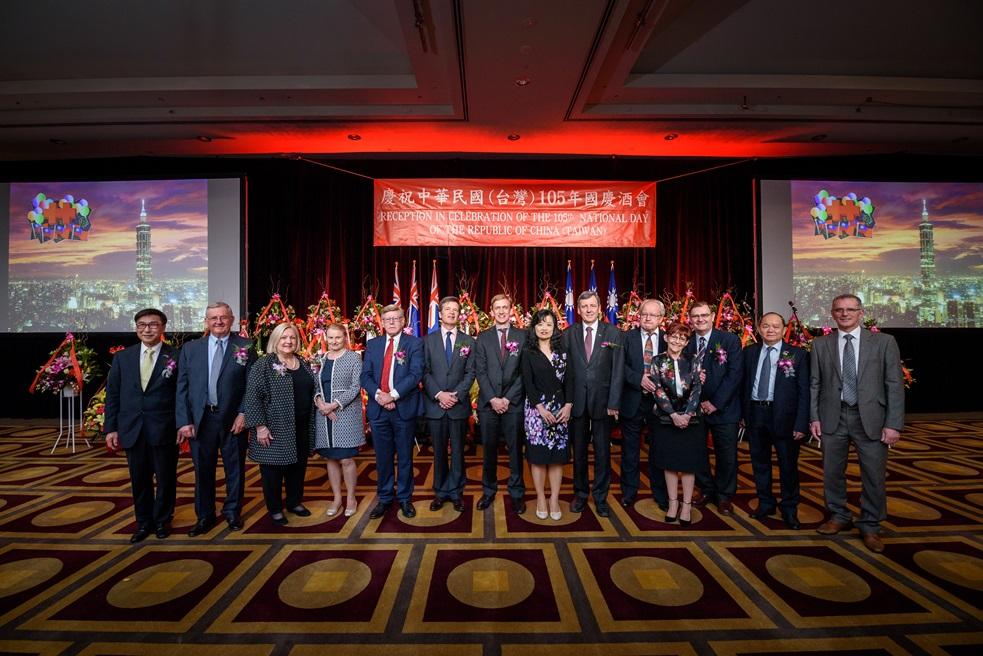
[
  {"x1": 563, "y1": 321, "x2": 625, "y2": 418},
  {"x1": 686, "y1": 328, "x2": 743, "y2": 424},
  {"x1": 360, "y1": 332, "x2": 424, "y2": 422},
  {"x1": 175, "y1": 333, "x2": 256, "y2": 431},
  {"x1": 651, "y1": 352, "x2": 702, "y2": 420},
  {"x1": 315, "y1": 349, "x2": 365, "y2": 450},
  {"x1": 621, "y1": 326, "x2": 668, "y2": 418},
  {"x1": 242, "y1": 353, "x2": 317, "y2": 465},
  {"x1": 475, "y1": 326, "x2": 527, "y2": 413},
  {"x1": 742, "y1": 341, "x2": 809, "y2": 437},
  {"x1": 104, "y1": 343, "x2": 179, "y2": 449},
  {"x1": 809, "y1": 329, "x2": 904, "y2": 440},
  {"x1": 423, "y1": 330, "x2": 477, "y2": 420}
]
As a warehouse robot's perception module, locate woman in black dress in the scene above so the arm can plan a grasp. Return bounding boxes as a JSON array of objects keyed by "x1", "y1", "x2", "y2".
[
  {"x1": 651, "y1": 322, "x2": 703, "y2": 526},
  {"x1": 521, "y1": 309, "x2": 574, "y2": 520}
]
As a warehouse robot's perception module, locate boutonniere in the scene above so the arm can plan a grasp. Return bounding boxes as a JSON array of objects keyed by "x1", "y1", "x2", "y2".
[
  {"x1": 713, "y1": 343, "x2": 728, "y2": 364},
  {"x1": 505, "y1": 341, "x2": 519, "y2": 356},
  {"x1": 394, "y1": 350, "x2": 407, "y2": 365},
  {"x1": 160, "y1": 356, "x2": 177, "y2": 379},
  {"x1": 234, "y1": 345, "x2": 250, "y2": 366},
  {"x1": 778, "y1": 351, "x2": 796, "y2": 378},
  {"x1": 457, "y1": 345, "x2": 471, "y2": 358},
  {"x1": 272, "y1": 362, "x2": 287, "y2": 376},
  {"x1": 600, "y1": 341, "x2": 621, "y2": 349}
]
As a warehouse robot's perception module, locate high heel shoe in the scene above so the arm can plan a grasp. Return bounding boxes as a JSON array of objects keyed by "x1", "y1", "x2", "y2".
[
  {"x1": 326, "y1": 503, "x2": 341, "y2": 517},
  {"x1": 679, "y1": 501, "x2": 693, "y2": 527},
  {"x1": 344, "y1": 501, "x2": 357, "y2": 517},
  {"x1": 549, "y1": 507, "x2": 562, "y2": 520},
  {"x1": 665, "y1": 499, "x2": 679, "y2": 523},
  {"x1": 536, "y1": 509, "x2": 548, "y2": 520}
]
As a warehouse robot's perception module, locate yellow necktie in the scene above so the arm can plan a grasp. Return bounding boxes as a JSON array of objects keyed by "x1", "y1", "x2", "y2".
[{"x1": 140, "y1": 348, "x2": 154, "y2": 390}]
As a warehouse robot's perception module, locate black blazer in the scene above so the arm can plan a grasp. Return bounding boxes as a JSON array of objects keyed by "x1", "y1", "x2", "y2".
[
  {"x1": 685, "y1": 328, "x2": 743, "y2": 425},
  {"x1": 104, "y1": 343, "x2": 179, "y2": 449},
  {"x1": 563, "y1": 322, "x2": 625, "y2": 418},
  {"x1": 651, "y1": 353, "x2": 702, "y2": 422},
  {"x1": 621, "y1": 327, "x2": 668, "y2": 418},
  {"x1": 423, "y1": 330, "x2": 477, "y2": 420},
  {"x1": 475, "y1": 326, "x2": 526, "y2": 412},
  {"x1": 742, "y1": 341, "x2": 810, "y2": 438}
]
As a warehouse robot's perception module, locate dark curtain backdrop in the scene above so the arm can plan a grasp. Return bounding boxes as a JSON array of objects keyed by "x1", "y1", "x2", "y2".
[{"x1": 1, "y1": 154, "x2": 980, "y2": 418}]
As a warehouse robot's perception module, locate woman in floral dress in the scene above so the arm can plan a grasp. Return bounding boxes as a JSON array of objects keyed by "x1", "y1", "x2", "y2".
[{"x1": 521, "y1": 309, "x2": 574, "y2": 520}]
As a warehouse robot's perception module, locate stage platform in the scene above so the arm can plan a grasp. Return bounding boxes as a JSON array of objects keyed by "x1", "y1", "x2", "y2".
[{"x1": 0, "y1": 417, "x2": 981, "y2": 655}]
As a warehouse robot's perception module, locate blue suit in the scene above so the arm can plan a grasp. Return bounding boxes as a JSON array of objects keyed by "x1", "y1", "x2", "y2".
[
  {"x1": 104, "y1": 343, "x2": 179, "y2": 528},
  {"x1": 360, "y1": 332, "x2": 424, "y2": 504},
  {"x1": 686, "y1": 328, "x2": 744, "y2": 503},
  {"x1": 743, "y1": 341, "x2": 809, "y2": 516},
  {"x1": 176, "y1": 333, "x2": 256, "y2": 521}
]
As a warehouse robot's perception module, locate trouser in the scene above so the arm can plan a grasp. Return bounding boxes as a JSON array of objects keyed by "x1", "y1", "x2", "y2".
[
  {"x1": 126, "y1": 436, "x2": 177, "y2": 527},
  {"x1": 478, "y1": 408, "x2": 525, "y2": 500},
  {"x1": 620, "y1": 402, "x2": 666, "y2": 505},
  {"x1": 571, "y1": 414, "x2": 611, "y2": 503},
  {"x1": 747, "y1": 405, "x2": 800, "y2": 514},
  {"x1": 822, "y1": 403, "x2": 888, "y2": 534},
  {"x1": 190, "y1": 410, "x2": 248, "y2": 520},
  {"x1": 695, "y1": 421, "x2": 739, "y2": 502},
  {"x1": 370, "y1": 411, "x2": 416, "y2": 503},
  {"x1": 430, "y1": 416, "x2": 466, "y2": 500}
]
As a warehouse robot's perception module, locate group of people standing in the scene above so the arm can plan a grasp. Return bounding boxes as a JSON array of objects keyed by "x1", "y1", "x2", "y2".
[{"x1": 104, "y1": 291, "x2": 903, "y2": 554}]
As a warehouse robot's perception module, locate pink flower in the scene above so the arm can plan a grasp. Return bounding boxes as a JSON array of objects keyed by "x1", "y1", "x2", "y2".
[{"x1": 458, "y1": 345, "x2": 471, "y2": 358}]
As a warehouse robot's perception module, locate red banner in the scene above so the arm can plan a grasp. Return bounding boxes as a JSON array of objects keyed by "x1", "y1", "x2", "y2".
[{"x1": 374, "y1": 178, "x2": 655, "y2": 248}]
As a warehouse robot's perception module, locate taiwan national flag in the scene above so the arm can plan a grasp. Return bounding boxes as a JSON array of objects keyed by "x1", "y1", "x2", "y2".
[
  {"x1": 407, "y1": 260, "x2": 421, "y2": 337},
  {"x1": 427, "y1": 259, "x2": 440, "y2": 333},
  {"x1": 564, "y1": 260, "x2": 575, "y2": 327},
  {"x1": 606, "y1": 260, "x2": 619, "y2": 325},
  {"x1": 588, "y1": 259, "x2": 597, "y2": 293}
]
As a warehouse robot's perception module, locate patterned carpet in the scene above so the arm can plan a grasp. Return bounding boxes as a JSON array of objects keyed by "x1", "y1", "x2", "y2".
[{"x1": 0, "y1": 418, "x2": 981, "y2": 655}]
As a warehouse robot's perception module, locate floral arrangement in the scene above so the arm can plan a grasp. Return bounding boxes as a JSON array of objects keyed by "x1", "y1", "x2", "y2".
[
  {"x1": 457, "y1": 291, "x2": 489, "y2": 335},
  {"x1": 82, "y1": 386, "x2": 107, "y2": 434},
  {"x1": 661, "y1": 287, "x2": 694, "y2": 324},
  {"x1": 306, "y1": 292, "x2": 345, "y2": 335},
  {"x1": 618, "y1": 290, "x2": 644, "y2": 330},
  {"x1": 252, "y1": 293, "x2": 299, "y2": 345},
  {"x1": 510, "y1": 302, "x2": 527, "y2": 328},
  {"x1": 28, "y1": 332, "x2": 100, "y2": 396},
  {"x1": 352, "y1": 295, "x2": 384, "y2": 341},
  {"x1": 531, "y1": 291, "x2": 569, "y2": 330}
]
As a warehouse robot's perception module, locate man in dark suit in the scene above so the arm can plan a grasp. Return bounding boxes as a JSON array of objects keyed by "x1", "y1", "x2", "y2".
[
  {"x1": 474, "y1": 294, "x2": 527, "y2": 514},
  {"x1": 176, "y1": 301, "x2": 256, "y2": 535},
  {"x1": 361, "y1": 303, "x2": 424, "y2": 519},
  {"x1": 620, "y1": 298, "x2": 668, "y2": 509},
  {"x1": 423, "y1": 296, "x2": 476, "y2": 512},
  {"x1": 565, "y1": 290, "x2": 624, "y2": 517},
  {"x1": 105, "y1": 308, "x2": 181, "y2": 543},
  {"x1": 686, "y1": 300, "x2": 744, "y2": 515},
  {"x1": 810, "y1": 293, "x2": 904, "y2": 553},
  {"x1": 743, "y1": 312, "x2": 809, "y2": 529}
]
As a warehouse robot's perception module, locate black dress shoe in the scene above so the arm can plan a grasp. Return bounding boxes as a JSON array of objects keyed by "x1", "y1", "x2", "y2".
[
  {"x1": 512, "y1": 498, "x2": 526, "y2": 515},
  {"x1": 187, "y1": 517, "x2": 215, "y2": 537},
  {"x1": 621, "y1": 496, "x2": 636, "y2": 508},
  {"x1": 691, "y1": 490, "x2": 710, "y2": 508},
  {"x1": 400, "y1": 501, "x2": 416, "y2": 518},
  {"x1": 570, "y1": 497, "x2": 586, "y2": 513},
  {"x1": 782, "y1": 513, "x2": 801, "y2": 530},
  {"x1": 656, "y1": 501, "x2": 669, "y2": 512},
  {"x1": 476, "y1": 495, "x2": 494, "y2": 510},
  {"x1": 155, "y1": 524, "x2": 170, "y2": 539},
  {"x1": 288, "y1": 505, "x2": 311, "y2": 517},
  {"x1": 270, "y1": 513, "x2": 288, "y2": 525},
  {"x1": 750, "y1": 508, "x2": 777, "y2": 520},
  {"x1": 429, "y1": 498, "x2": 445, "y2": 512},
  {"x1": 130, "y1": 526, "x2": 151, "y2": 544},
  {"x1": 596, "y1": 502, "x2": 611, "y2": 518},
  {"x1": 227, "y1": 517, "x2": 243, "y2": 531},
  {"x1": 369, "y1": 502, "x2": 392, "y2": 519},
  {"x1": 452, "y1": 498, "x2": 465, "y2": 512}
]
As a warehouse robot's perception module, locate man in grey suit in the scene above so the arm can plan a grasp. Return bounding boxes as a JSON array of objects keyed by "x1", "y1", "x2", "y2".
[
  {"x1": 176, "y1": 302, "x2": 256, "y2": 535},
  {"x1": 810, "y1": 293, "x2": 904, "y2": 553},
  {"x1": 565, "y1": 290, "x2": 624, "y2": 517},
  {"x1": 423, "y1": 296, "x2": 476, "y2": 512},
  {"x1": 475, "y1": 294, "x2": 527, "y2": 514}
]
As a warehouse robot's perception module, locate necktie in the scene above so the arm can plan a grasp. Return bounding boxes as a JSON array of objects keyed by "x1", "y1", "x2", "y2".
[
  {"x1": 585, "y1": 326, "x2": 593, "y2": 361},
  {"x1": 499, "y1": 329, "x2": 507, "y2": 363},
  {"x1": 140, "y1": 348, "x2": 154, "y2": 391},
  {"x1": 445, "y1": 331, "x2": 453, "y2": 365},
  {"x1": 643, "y1": 333, "x2": 654, "y2": 376},
  {"x1": 842, "y1": 334, "x2": 858, "y2": 405},
  {"x1": 380, "y1": 337, "x2": 394, "y2": 393},
  {"x1": 697, "y1": 336, "x2": 706, "y2": 363},
  {"x1": 208, "y1": 339, "x2": 224, "y2": 405},
  {"x1": 756, "y1": 346, "x2": 774, "y2": 401}
]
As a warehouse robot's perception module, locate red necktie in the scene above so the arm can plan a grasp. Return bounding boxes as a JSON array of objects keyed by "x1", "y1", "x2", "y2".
[
  {"x1": 380, "y1": 337, "x2": 394, "y2": 393},
  {"x1": 499, "y1": 329, "x2": 507, "y2": 363},
  {"x1": 585, "y1": 326, "x2": 593, "y2": 361}
]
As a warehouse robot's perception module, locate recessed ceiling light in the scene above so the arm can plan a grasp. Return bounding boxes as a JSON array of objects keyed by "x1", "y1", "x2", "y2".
[
  {"x1": 196, "y1": 135, "x2": 213, "y2": 142},
  {"x1": 49, "y1": 138, "x2": 67, "y2": 145},
  {"x1": 519, "y1": 44, "x2": 533, "y2": 55},
  {"x1": 507, "y1": 133, "x2": 521, "y2": 141},
  {"x1": 514, "y1": 77, "x2": 531, "y2": 87},
  {"x1": 664, "y1": 133, "x2": 678, "y2": 141},
  {"x1": 522, "y1": 17, "x2": 536, "y2": 28},
  {"x1": 347, "y1": 134, "x2": 362, "y2": 141}
]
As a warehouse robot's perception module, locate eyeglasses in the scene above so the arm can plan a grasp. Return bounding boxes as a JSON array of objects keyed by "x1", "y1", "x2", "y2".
[
  {"x1": 382, "y1": 316, "x2": 403, "y2": 322},
  {"x1": 206, "y1": 315, "x2": 232, "y2": 322},
  {"x1": 667, "y1": 334, "x2": 689, "y2": 342},
  {"x1": 832, "y1": 308, "x2": 862, "y2": 314},
  {"x1": 639, "y1": 313, "x2": 664, "y2": 319},
  {"x1": 689, "y1": 313, "x2": 712, "y2": 320},
  {"x1": 136, "y1": 322, "x2": 162, "y2": 330}
]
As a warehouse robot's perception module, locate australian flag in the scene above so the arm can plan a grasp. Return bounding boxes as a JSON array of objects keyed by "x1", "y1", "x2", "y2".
[
  {"x1": 407, "y1": 260, "x2": 421, "y2": 336},
  {"x1": 427, "y1": 259, "x2": 440, "y2": 333}
]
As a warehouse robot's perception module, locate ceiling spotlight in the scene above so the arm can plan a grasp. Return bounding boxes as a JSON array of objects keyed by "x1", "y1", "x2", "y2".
[
  {"x1": 507, "y1": 133, "x2": 521, "y2": 141},
  {"x1": 347, "y1": 134, "x2": 362, "y2": 141},
  {"x1": 196, "y1": 135, "x2": 213, "y2": 142},
  {"x1": 49, "y1": 138, "x2": 67, "y2": 145},
  {"x1": 514, "y1": 76, "x2": 531, "y2": 87},
  {"x1": 664, "y1": 133, "x2": 678, "y2": 141}
]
